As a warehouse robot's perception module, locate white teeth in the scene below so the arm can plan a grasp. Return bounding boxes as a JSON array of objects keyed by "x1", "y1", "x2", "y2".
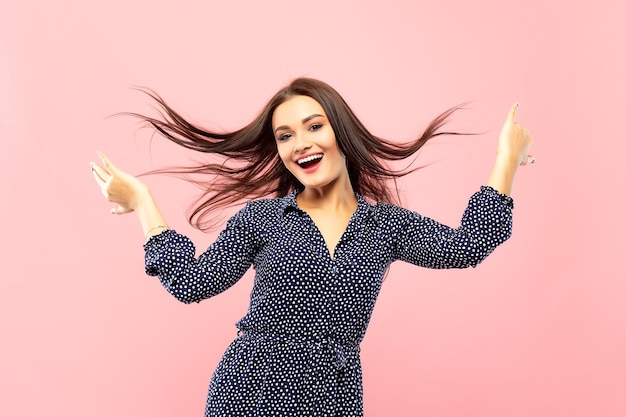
[{"x1": 297, "y1": 154, "x2": 323, "y2": 165}]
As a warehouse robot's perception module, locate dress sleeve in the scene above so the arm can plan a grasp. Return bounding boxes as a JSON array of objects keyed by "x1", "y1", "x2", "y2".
[
  {"x1": 143, "y1": 203, "x2": 259, "y2": 303},
  {"x1": 392, "y1": 186, "x2": 514, "y2": 269}
]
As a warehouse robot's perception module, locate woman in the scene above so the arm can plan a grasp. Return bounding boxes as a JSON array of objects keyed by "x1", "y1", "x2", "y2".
[{"x1": 91, "y1": 78, "x2": 533, "y2": 416}]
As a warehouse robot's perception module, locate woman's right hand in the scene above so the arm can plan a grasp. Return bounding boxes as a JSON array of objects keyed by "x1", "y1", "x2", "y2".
[{"x1": 90, "y1": 152, "x2": 150, "y2": 215}]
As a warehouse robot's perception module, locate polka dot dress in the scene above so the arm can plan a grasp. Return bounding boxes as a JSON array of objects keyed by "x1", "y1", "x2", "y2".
[{"x1": 144, "y1": 186, "x2": 513, "y2": 416}]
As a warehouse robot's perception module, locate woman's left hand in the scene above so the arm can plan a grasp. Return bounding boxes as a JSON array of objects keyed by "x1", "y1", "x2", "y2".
[
  {"x1": 485, "y1": 103, "x2": 535, "y2": 195},
  {"x1": 497, "y1": 103, "x2": 535, "y2": 166}
]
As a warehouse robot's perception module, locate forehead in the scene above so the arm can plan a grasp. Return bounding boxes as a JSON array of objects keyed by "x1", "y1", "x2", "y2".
[{"x1": 272, "y1": 95, "x2": 326, "y2": 127}]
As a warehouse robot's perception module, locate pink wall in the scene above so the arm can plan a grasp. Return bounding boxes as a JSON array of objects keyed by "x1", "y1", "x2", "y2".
[{"x1": 2, "y1": 1, "x2": 625, "y2": 416}]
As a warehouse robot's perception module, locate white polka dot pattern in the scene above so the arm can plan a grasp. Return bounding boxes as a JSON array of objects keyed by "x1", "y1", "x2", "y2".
[{"x1": 144, "y1": 185, "x2": 513, "y2": 416}]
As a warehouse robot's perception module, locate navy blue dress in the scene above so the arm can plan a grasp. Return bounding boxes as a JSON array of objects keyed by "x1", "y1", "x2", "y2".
[{"x1": 144, "y1": 186, "x2": 513, "y2": 416}]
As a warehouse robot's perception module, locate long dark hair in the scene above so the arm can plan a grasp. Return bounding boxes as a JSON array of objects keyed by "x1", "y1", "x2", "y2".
[{"x1": 132, "y1": 78, "x2": 463, "y2": 230}]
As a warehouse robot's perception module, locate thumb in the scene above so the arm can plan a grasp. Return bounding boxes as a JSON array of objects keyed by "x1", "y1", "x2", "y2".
[
  {"x1": 521, "y1": 154, "x2": 536, "y2": 166},
  {"x1": 111, "y1": 205, "x2": 134, "y2": 215}
]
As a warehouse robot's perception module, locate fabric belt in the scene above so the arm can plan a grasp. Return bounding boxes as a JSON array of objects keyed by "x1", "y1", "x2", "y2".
[{"x1": 237, "y1": 329, "x2": 359, "y2": 370}]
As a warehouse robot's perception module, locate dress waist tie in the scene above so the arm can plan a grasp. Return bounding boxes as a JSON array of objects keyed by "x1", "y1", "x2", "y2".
[{"x1": 237, "y1": 329, "x2": 359, "y2": 369}]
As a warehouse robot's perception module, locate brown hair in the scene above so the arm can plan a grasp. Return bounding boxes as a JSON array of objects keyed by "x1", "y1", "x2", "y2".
[{"x1": 132, "y1": 78, "x2": 463, "y2": 230}]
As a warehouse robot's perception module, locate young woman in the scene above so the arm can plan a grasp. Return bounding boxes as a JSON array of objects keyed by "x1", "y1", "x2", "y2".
[{"x1": 91, "y1": 78, "x2": 533, "y2": 416}]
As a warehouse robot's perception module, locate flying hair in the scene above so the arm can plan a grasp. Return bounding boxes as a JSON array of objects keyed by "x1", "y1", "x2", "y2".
[{"x1": 128, "y1": 78, "x2": 466, "y2": 230}]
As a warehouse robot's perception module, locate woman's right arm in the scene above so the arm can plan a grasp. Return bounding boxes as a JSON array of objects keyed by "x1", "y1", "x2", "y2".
[
  {"x1": 91, "y1": 152, "x2": 170, "y2": 242},
  {"x1": 90, "y1": 152, "x2": 257, "y2": 303}
]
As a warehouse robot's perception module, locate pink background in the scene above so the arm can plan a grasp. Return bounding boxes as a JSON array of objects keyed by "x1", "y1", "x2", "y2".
[{"x1": 2, "y1": 1, "x2": 625, "y2": 416}]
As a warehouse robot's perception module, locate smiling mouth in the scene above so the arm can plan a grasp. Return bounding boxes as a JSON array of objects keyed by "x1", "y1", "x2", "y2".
[{"x1": 297, "y1": 154, "x2": 323, "y2": 169}]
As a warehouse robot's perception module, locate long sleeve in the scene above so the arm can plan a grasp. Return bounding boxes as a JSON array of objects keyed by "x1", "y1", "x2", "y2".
[
  {"x1": 143, "y1": 203, "x2": 259, "y2": 303},
  {"x1": 391, "y1": 186, "x2": 514, "y2": 269}
]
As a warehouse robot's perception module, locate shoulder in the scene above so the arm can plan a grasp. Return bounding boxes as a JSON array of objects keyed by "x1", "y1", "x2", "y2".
[
  {"x1": 227, "y1": 195, "x2": 290, "y2": 227},
  {"x1": 243, "y1": 196, "x2": 289, "y2": 214},
  {"x1": 368, "y1": 201, "x2": 424, "y2": 234},
  {"x1": 372, "y1": 201, "x2": 422, "y2": 222}
]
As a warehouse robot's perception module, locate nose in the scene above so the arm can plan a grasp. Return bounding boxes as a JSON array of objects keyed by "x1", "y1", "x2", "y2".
[{"x1": 293, "y1": 133, "x2": 312, "y2": 153}]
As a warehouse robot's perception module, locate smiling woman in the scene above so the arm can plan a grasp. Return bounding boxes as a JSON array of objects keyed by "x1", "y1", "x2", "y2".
[{"x1": 90, "y1": 77, "x2": 533, "y2": 417}]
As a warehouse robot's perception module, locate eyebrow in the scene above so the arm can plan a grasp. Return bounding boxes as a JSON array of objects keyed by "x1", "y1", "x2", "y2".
[{"x1": 274, "y1": 114, "x2": 325, "y2": 134}]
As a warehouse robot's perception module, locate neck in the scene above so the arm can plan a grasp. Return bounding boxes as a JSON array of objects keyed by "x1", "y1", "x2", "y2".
[{"x1": 297, "y1": 179, "x2": 357, "y2": 211}]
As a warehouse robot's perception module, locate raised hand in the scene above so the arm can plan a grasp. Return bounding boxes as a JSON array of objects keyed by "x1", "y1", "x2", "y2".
[
  {"x1": 90, "y1": 152, "x2": 150, "y2": 215},
  {"x1": 486, "y1": 104, "x2": 535, "y2": 196},
  {"x1": 497, "y1": 103, "x2": 535, "y2": 166}
]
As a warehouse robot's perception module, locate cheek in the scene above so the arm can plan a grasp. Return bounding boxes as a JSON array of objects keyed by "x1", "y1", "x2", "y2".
[
  {"x1": 327, "y1": 133, "x2": 343, "y2": 156},
  {"x1": 331, "y1": 141, "x2": 346, "y2": 161},
  {"x1": 275, "y1": 144, "x2": 293, "y2": 168}
]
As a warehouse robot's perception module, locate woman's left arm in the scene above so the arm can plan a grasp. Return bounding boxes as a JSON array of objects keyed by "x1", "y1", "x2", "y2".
[
  {"x1": 486, "y1": 103, "x2": 535, "y2": 196},
  {"x1": 392, "y1": 187, "x2": 513, "y2": 269},
  {"x1": 392, "y1": 104, "x2": 533, "y2": 269}
]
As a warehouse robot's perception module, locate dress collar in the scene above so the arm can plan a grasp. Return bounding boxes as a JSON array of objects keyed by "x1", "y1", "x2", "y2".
[{"x1": 278, "y1": 190, "x2": 377, "y2": 223}]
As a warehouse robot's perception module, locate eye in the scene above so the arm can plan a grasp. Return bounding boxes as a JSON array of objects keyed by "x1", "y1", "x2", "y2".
[
  {"x1": 309, "y1": 123, "x2": 323, "y2": 131},
  {"x1": 277, "y1": 132, "x2": 292, "y2": 142}
]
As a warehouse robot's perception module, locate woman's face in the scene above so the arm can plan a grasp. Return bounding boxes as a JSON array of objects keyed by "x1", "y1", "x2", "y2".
[{"x1": 272, "y1": 95, "x2": 349, "y2": 191}]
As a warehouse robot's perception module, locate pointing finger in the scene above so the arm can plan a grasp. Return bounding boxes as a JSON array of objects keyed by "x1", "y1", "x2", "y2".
[{"x1": 507, "y1": 102, "x2": 519, "y2": 124}]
